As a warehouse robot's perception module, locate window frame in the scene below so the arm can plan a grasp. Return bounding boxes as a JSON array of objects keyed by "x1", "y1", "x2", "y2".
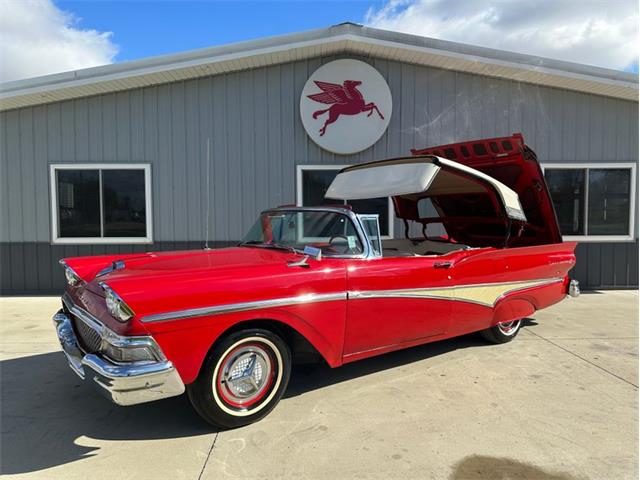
[
  {"x1": 49, "y1": 163, "x2": 153, "y2": 245},
  {"x1": 542, "y1": 162, "x2": 636, "y2": 242},
  {"x1": 296, "y1": 165, "x2": 394, "y2": 240}
]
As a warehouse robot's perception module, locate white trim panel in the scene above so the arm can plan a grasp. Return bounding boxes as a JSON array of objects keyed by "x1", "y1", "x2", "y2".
[
  {"x1": 325, "y1": 157, "x2": 526, "y2": 222},
  {"x1": 326, "y1": 163, "x2": 441, "y2": 199}
]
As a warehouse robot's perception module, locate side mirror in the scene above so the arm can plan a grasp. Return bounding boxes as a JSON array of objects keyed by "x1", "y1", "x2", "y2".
[{"x1": 303, "y1": 245, "x2": 322, "y2": 261}]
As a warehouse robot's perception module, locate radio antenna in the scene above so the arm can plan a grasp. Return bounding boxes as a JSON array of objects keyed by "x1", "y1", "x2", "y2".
[{"x1": 205, "y1": 137, "x2": 211, "y2": 250}]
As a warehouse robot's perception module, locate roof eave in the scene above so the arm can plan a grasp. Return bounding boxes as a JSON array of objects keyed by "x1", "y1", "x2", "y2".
[{"x1": 1, "y1": 24, "x2": 637, "y2": 112}]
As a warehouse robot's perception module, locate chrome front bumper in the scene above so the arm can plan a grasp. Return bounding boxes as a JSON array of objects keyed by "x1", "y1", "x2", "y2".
[{"x1": 52, "y1": 309, "x2": 185, "y2": 406}]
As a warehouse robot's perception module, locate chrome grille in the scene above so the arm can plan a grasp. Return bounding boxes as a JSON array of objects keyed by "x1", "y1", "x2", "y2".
[{"x1": 72, "y1": 315, "x2": 103, "y2": 353}]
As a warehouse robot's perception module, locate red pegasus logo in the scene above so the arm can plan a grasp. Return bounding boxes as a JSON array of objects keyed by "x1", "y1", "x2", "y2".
[{"x1": 307, "y1": 80, "x2": 385, "y2": 136}]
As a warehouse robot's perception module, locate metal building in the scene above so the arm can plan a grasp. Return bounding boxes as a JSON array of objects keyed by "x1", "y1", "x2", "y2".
[{"x1": 0, "y1": 23, "x2": 638, "y2": 294}]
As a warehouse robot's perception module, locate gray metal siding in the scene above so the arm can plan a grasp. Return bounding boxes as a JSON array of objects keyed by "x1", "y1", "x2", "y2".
[
  {"x1": 1, "y1": 55, "x2": 638, "y2": 243},
  {"x1": 0, "y1": 54, "x2": 638, "y2": 293}
]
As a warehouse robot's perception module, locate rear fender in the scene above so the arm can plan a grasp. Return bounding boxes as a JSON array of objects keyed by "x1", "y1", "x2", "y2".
[
  {"x1": 492, "y1": 298, "x2": 535, "y2": 325},
  {"x1": 490, "y1": 275, "x2": 570, "y2": 327}
]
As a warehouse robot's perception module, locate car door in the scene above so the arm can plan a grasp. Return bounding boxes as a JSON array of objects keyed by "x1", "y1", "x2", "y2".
[{"x1": 342, "y1": 255, "x2": 455, "y2": 360}]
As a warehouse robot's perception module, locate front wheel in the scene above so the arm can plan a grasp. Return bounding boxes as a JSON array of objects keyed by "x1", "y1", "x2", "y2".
[
  {"x1": 480, "y1": 319, "x2": 522, "y2": 344},
  {"x1": 187, "y1": 328, "x2": 291, "y2": 429}
]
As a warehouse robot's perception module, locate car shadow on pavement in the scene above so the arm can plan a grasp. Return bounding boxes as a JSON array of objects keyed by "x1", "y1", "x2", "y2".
[
  {"x1": 1, "y1": 320, "x2": 537, "y2": 475},
  {"x1": 285, "y1": 327, "x2": 523, "y2": 398},
  {"x1": 0, "y1": 352, "x2": 214, "y2": 475}
]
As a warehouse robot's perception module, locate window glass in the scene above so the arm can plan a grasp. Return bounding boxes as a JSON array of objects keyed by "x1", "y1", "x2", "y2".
[
  {"x1": 54, "y1": 167, "x2": 148, "y2": 240},
  {"x1": 350, "y1": 198, "x2": 389, "y2": 236},
  {"x1": 301, "y1": 169, "x2": 389, "y2": 235},
  {"x1": 103, "y1": 170, "x2": 147, "y2": 237},
  {"x1": 545, "y1": 169, "x2": 586, "y2": 235},
  {"x1": 360, "y1": 216, "x2": 381, "y2": 256},
  {"x1": 301, "y1": 211, "x2": 351, "y2": 238},
  {"x1": 243, "y1": 211, "x2": 363, "y2": 256},
  {"x1": 301, "y1": 169, "x2": 337, "y2": 206},
  {"x1": 587, "y1": 169, "x2": 630, "y2": 235},
  {"x1": 415, "y1": 198, "x2": 446, "y2": 237},
  {"x1": 57, "y1": 170, "x2": 101, "y2": 237},
  {"x1": 417, "y1": 198, "x2": 438, "y2": 218}
]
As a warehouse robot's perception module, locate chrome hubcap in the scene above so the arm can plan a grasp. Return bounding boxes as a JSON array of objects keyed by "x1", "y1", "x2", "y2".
[
  {"x1": 219, "y1": 346, "x2": 272, "y2": 404},
  {"x1": 498, "y1": 319, "x2": 521, "y2": 336}
]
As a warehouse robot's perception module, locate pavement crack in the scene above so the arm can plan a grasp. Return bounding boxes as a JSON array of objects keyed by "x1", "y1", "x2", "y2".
[
  {"x1": 526, "y1": 329, "x2": 638, "y2": 388},
  {"x1": 198, "y1": 431, "x2": 219, "y2": 480}
]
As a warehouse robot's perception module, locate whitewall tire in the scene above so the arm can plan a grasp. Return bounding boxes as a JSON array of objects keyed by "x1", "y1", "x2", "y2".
[
  {"x1": 187, "y1": 328, "x2": 291, "y2": 428},
  {"x1": 480, "y1": 319, "x2": 522, "y2": 344}
]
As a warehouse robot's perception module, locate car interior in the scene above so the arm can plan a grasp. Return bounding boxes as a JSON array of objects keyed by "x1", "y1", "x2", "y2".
[{"x1": 381, "y1": 238, "x2": 470, "y2": 257}]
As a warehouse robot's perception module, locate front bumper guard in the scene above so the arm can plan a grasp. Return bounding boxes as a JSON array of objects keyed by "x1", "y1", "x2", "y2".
[{"x1": 53, "y1": 310, "x2": 185, "y2": 406}]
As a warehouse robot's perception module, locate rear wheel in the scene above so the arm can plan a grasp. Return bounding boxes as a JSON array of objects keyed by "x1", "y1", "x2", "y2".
[
  {"x1": 480, "y1": 319, "x2": 522, "y2": 344},
  {"x1": 187, "y1": 328, "x2": 291, "y2": 429}
]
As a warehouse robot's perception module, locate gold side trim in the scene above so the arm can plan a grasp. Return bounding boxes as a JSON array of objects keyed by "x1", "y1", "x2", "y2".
[{"x1": 349, "y1": 277, "x2": 563, "y2": 307}]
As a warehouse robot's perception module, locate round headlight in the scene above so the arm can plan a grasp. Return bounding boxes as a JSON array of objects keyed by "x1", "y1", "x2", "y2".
[{"x1": 101, "y1": 283, "x2": 135, "y2": 322}]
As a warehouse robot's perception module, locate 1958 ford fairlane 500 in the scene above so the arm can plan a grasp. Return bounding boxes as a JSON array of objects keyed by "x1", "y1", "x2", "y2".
[{"x1": 53, "y1": 134, "x2": 579, "y2": 428}]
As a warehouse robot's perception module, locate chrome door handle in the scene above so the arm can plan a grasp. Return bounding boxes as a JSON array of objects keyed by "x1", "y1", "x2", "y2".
[{"x1": 434, "y1": 261, "x2": 452, "y2": 269}]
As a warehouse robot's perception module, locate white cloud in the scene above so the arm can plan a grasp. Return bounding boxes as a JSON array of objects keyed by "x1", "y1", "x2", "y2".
[
  {"x1": 0, "y1": 0, "x2": 118, "y2": 83},
  {"x1": 365, "y1": 0, "x2": 639, "y2": 71}
]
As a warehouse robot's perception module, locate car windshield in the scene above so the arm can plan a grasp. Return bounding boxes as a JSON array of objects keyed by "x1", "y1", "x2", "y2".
[{"x1": 241, "y1": 210, "x2": 364, "y2": 256}]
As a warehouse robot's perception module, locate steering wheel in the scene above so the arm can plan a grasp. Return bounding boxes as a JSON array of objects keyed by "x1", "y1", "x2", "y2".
[{"x1": 328, "y1": 235, "x2": 350, "y2": 254}]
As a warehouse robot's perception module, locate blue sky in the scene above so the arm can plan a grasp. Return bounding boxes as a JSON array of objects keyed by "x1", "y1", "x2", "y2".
[
  {"x1": 1, "y1": 1, "x2": 637, "y2": 82},
  {"x1": 57, "y1": 0, "x2": 382, "y2": 62}
]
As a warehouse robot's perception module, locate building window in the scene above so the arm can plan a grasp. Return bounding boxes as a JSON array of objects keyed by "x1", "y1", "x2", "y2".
[
  {"x1": 296, "y1": 166, "x2": 393, "y2": 238},
  {"x1": 50, "y1": 164, "x2": 153, "y2": 244},
  {"x1": 543, "y1": 164, "x2": 636, "y2": 241}
]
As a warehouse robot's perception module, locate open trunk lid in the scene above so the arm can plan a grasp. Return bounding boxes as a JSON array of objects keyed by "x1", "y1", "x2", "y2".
[{"x1": 411, "y1": 133, "x2": 562, "y2": 246}]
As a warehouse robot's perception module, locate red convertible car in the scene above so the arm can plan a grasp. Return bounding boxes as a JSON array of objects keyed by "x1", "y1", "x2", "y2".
[{"x1": 53, "y1": 134, "x2": 579, "y2": 428}]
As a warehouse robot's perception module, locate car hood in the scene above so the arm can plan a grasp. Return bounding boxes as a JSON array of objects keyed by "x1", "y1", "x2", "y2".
[
  {"x1": 102, "y1": 247, "x2": 290, "y2": 277},
  {"x1": 63, "y1": 247, "x2": 338, "y2": 333},
  {"x1": 65, "y1": 247, "x2": 290, "y2": 284}
]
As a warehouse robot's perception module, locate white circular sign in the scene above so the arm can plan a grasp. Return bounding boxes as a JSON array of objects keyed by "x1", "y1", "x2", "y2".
[{"x1": 300, "y1": 59, "x2": 392, "y2": 155}]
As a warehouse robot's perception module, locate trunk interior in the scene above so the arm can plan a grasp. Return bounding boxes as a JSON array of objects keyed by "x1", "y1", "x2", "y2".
[{"x1": 407, "y1": 133, "x2": 563, "y2": 249}]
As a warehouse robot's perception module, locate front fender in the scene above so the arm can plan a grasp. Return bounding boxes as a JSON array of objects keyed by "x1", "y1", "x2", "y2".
[{"x1": 149, "y1": 301, "x2": 346, "y2": 385}]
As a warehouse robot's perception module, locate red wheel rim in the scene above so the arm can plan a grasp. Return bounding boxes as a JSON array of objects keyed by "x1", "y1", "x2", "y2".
[
  {"x1": 215, "y1": 342, "x2": 277, "y2": 409},
  {"x1": 498, "y1": 319, "x2": 521, "y2": 336}
]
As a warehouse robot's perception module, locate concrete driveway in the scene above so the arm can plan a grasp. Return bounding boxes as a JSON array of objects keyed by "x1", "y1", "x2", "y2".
[{"x1": 1, "y1": 291, "x2": 637, "y2": 479}]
